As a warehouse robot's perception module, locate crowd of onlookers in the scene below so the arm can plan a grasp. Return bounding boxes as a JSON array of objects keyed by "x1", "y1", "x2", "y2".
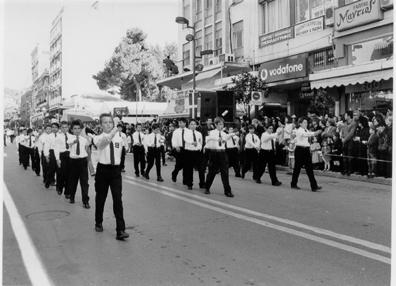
[{"x1": 5, "y1": 108, "x2": 392, "y2": 179}]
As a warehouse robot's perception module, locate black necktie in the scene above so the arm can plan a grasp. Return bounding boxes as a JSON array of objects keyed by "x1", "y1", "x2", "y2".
[
  {"x1": 218, "y1": 131, "x2": 222, "y2": 147},
  {"x1": 55, "y1": 133, "x2": 57, "y2": 138},
  {"x1": 65, "y1": 133, "x2": 69, "y2": 150},
  {"x1": 252, "y1": 134, "x2": 255, "y2": 143},
  {"x1": 110, "y1": 141, "x2": 115, "y2": 165},
  {"x1": 271, "y1": 139, "x2": 275, "y2": 151},
  {"x1": 193, "y1": 131, "x2": 196, "y2": 143},
  {"x1": 182, "y1": 129, "x2": 185, "y2": 148},
  {"x1": 231, "y1": 136, "x2": 235, "y2": 145},
  {"x1": 154, "y1": 134, "x2": 157, "y2": 147},
  {"x1": 76, "y1": 136, "x2": 80, "y2": 155},
  {"x1": 138, "y1": 133, "x2": 142, "y2": 144},
  {"x1": 29, "y1": 136, "x2": 32, "y2": 147}
]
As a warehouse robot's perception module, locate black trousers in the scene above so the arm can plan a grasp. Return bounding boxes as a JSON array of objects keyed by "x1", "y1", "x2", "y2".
[
  {"x1": 133, "y1": 145, "x2": 146, "y2": 175},
  {"x1": 257, "y1": 150, "x2": 279, "y2": 184},
  {"x1": 145, "y1": 147, "x2": 162, "y2": 178},
  {"x1": 20, "y1": 145, "x2": 30, "y2": 169},
  {"x1": 184, "y1": 150, "x2": 205, "y2": 187},
  {"x1": 95, "y1": 163, "x2": 125, "y2": 233},
  {"x1": 41, "y1": 151, "x2": 48, "y2": 183},
  {"x1": 57, "y1": 151, "x2": 70, "y2": 194},
  {"x1": 120, "y1": 147, "x2": 126, "y2": 170},
  {"x1": 172, "y1": 149, "x2": 186, "y2": 183},
  {"x1": 226, "y1": 148, "x2": 241, "y2": 176},
  {"x1": 32, "y1": 147, "x2": 41, "y2": 176},
  {"x1": 160, "y1": 145, "x2": 166, "y2": 165},
  {"x1": 242, "y1": 148, "x2": 259, "y2": 179},
  {"x1": 67, "y1": 158, "x2": 89, "y2": 203},
  {"x1": 18, "y1": 144, "x2": 23, "y2": 165},
  {"x1": 342, "y1": 141, "x2": 354, "y2": 175},
  {"x1": 205, "y1": 151, "x2": 231, "y2": 193},
  {"x1": 291, "y1": 146, "x2": 318, "y2": 189},
  {"x1": 47, "y1": 150, "x2": 57, "y2": 184}
]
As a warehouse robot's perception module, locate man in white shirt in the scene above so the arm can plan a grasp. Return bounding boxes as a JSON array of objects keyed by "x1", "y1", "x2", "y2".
[
  {"x1": 132, "y1": 123, "x2": 146, "y2": 177},
  {"x1": 143, "y1": 123, "x2": 164, "y2": 181},
  {"x1": 204, "y1": 117, "x2": 234, "y2": 197},
  {"x1": 256, "y1": 125, "x2": 282, "y2": 186},
  {"x1": 93, "y1": 114, "x2": 129, "y2": 241},
  {"x1": 44, "y1": 122, "x2": 60, "y2": 188},
  {"x1": 54, "y1": 121, "x2": 72, "y2": 197},
  {"x1": 40, "y1": 125, "x2": 52, "y2": 185},
  {"x1": 19, "y1": 128, "x2": 30, "y2": 169},
  {"x1": 32, "y1": 127, "x2": 43, "y2": 176},
  {"x1": 171, "y1": 118, "x2": 188, "y2": 184},
  {"x1": 291, "y1": 118, "x2": 322, "y2": 192},
  {"x1": 225, "y1": 126, "x2": 241, "y2": 177},
  {"x1": 184, "y1": 119, "x2": 205, "y2": 190},
  {"x1": 241, "y1": 125, "x2": 260, "y2": 180},
  {"x1": 15, "y1": 128, "x2": 24, "y2": 165}
]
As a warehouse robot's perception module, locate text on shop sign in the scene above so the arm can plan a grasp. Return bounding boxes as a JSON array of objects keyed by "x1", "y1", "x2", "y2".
[{"x1": 259, "y1": 56, "x2": 307, "y2": 83}]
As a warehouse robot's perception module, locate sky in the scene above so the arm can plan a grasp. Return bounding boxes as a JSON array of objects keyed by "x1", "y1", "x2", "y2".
[{"x1": 3, "y1": 0, "x2": 179, "y2": 90}]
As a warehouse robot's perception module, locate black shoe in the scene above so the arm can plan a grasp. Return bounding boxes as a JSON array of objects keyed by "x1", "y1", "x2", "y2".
[
  {"x1": 141, "y1": 172, "x2": 145, "y2": 177},
  {"x1": 121, "y1": 169, "x2": 126, "y2": 173},
  {"x1": 36, "y1": 173, "x2": 40, "y2": 176},
  {"x1": 157, "y1": 177, "x2": 164, "y2": 182},
  {"x1": 225, "y1": 191, "x2": 234, "y2": 198},
  {"x1": 256, "y1": 179, "x2": 262, "y2": 184},
  {"x1": 163, "y1": 163, "x2": 167, "y2": 166},
  {"x1": 50, "y1": 182, "x2": 56, "y2": 186},
  {"x1": 45, "y1": 182, "x2": 50, "y2": 189},
  {"x1": 83, "y1": 203, "x2": 90, "y2": 209},
  {"x1": 199, "y1": 184, "x2": 206, "y2": 189},
  {"x1": 291, "y1": 185, "x2": 301, "y2": 190},
  {"x1": 187, "y1": 186, "x2": 193, "y2": 190},
  {"x1": 273, "y1": 181, "x2": 282, "y2": 186},
  {"x1": 57, "y1": 189, "x2": 62, "y2": 195},
  {"x1": 95, "y1": 224, "x2": 103, "y2": 232},
  {"x1": 69, "y1": 198, "x2": 75, "y2": 204},
  {"x1": 241, "y1": 173, "x2": 245, "y2": 179},
  {"x1": 116, "y1": 231, "x2": 130, "y2": 240},
  {"x1": 311, "y1": 186, "x2": 322, "y2": 192},
  {"x1": 143, "y1": 173, "x2": 149, "y2": 180},
  {"x1": 65, "y1": 194, "x2": 70, "y2": 199},
  {"x1": 235, "y1": 173, "x2": 241, "y2": 178},
  {"x1": 171, "y1": 174, "x2": 176, "y2": 182},
  {"x1": 204, "y1": 189, "x2": 211, "y2": 195}
]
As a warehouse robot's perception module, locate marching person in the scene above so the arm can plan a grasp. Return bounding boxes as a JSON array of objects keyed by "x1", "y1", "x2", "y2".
[
  {"x1": 66, "y1": 120, "x2": 90, "y2": 207},
  {"x1": 93, "y1": 114, "x2": 129, "y2": 241},
  {"x1": 19, "y1": 128, "x2": 30, "y2": 169},
  {"x1": 241, "y1": 125, "x2": 260, "y2": 180},
  {"x1": 32, "y1": 127, "x2": 43, "y2": 176},
  {"x1": 225, "y1": 126, "x2": 241, "y2": 177},
  {"x1": 132, "y1": 123, "x2": 146, "y2": 177},
  {"x1": 184, "y1": 119, "x2": 205, "y2": 190},
  {"x1": 54, "y1": 121, "x2": 71, "y2": 197},
  {"x1": 171, "y1": 118, "x2": 187, "y2": 184},
  {"x1": 143, "y1": 124, "x2": 164, "y2": 182},
  {"x1": 46, "y1": 122, "x2": 60, "y2": 188},
  {"x1": 25, "y1": 128, "x2": 36, "y2": 170},
  {"x1": 291, "y1": 118, "x2": 322, "y2": 192},
  {"x1": 15, "y1": 128, "x2": 24, "y2": 166},
  {"x1": 117, "y1": 123, "x2": 127, "y2": 173},
  {"x1": 40, "y1": 125, "x2": 52, "y2": 186},
  {"x1": 256, "y1": 125, "x2": 282, "y2": 186},
  {"x1": 204, "y1": 117, "x2": 234, "y2": 197}
]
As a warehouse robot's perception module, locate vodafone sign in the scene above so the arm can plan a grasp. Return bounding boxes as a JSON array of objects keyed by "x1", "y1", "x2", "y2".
[{"x1": 259, "y1": 56, "x2": 307, "y2": 83}]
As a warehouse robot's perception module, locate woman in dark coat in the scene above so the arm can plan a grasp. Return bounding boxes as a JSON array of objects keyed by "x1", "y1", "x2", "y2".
[{"x1": 355, "y1": 116, "x2": 370, "y2": 176}]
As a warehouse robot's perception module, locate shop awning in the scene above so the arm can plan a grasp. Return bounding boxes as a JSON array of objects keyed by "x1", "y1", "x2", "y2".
[
  {"x1": 309, "y1": 59, "x2": 393, "y2": 89},
  {"x1": 156, "y1": 71, "x2": 194, "y2": 89},
  {"x1": 195, "y1": 68, "x2": 222, "y2": 81}
]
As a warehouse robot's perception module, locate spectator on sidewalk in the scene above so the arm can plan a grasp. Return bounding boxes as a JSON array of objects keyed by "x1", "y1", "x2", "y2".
[{"x1": 341, "y1": 111, "x2": 357, "y2": 176}]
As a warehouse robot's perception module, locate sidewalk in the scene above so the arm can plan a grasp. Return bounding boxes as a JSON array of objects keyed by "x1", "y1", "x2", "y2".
[{"x1": 276, "y1": 166, "x2": 392, "y2": 186}]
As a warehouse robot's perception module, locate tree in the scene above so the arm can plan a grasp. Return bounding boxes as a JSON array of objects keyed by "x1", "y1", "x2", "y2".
[
  {"x1": 226, "y1": 72, "x2": 267, "y2": 117},
  {"x1": 308, "y1": 89, "x2": 335, "y2": 116},
  {"x1": 93, "y1": 28, "x2": 178, "y2": 102}
]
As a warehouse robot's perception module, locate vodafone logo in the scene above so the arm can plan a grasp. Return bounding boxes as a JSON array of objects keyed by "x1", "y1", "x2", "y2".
[
  {"x1": 259, "y1": 57, "x2": 307, "y2": 83},
  {"x1": 260, "y1": 64, "x2": 304, "y2": 81}
]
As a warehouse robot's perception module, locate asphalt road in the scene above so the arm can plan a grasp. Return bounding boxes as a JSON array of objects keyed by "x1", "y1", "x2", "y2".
[{"x1": 3, "y1": 145, "x2": 391, "y2": 286}]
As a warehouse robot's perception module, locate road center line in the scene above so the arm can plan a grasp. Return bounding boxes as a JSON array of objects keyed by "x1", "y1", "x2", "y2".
[
  {"x1": 125, "y1": 179, "x2": 390, "y2": 265},
  {"x1": 125, "y1": 175, "x2": 390, "y2": 254},
  {"x1": 3, "y1": 183, "x2": 53, "y2": 286}
]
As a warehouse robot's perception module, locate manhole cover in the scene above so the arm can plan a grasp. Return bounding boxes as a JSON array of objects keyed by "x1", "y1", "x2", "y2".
[{"x1": 25, "y1": 210, "x2": 70, "y2": 221}]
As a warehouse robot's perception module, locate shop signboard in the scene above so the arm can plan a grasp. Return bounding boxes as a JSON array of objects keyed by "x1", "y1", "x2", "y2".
[
  {"x1": 259, "y1": 55, "x2": 307, "y2": 83},
  {"x1": 259, "y1": 27, "x2": 294, "y2": 48},
  {"x1": 335, "y1": 0, "x2": 383, "y2": 31},
  {"x1": 295, "y1": 17, "x2": 324, "y2": 37},
  {"x1": 113, "y1": 107, "x2": 129, "y2": 117},
  {"x1": 299, "y1": 82, "x2": 315, "y2": 99}
]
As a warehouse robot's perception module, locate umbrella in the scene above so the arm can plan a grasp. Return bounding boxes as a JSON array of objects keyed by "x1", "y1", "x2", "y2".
[{"x1": 61, "y1": 110, "x2": 95, "y2": 122}]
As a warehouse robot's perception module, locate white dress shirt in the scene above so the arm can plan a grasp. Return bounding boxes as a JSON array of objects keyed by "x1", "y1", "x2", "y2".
[
  {"x1": 260, "y1": 132, "x2": 277, "y2": 150},
  {"x1": 184, "y1": 129, "x2": 203, "y2": 151},
  {"x1": 295, "y1": 127, "x2": 315, "y2": 147},
  {"x1": 206, "y1": 129, "x2": 228, "y2": 150},
  {"x1": 118, "y1": 131, "x2": 128, "y2": 147},
  {"x1": 20, "y1": 135, "x2": 36, "y2": 148},
  {"x1": 93, "y1": 131, "x2": 125, "y2": 165},
  {"x1": 36, "y1": 133, "x2": 47, "y2": 153},
  {"x1": 54, "y1": 132, "x2": 72, "y2": 160},
  {"x1": 67, "y1": 135, "x2": 89, "y2": 159},
  {"x1": 171, "y1": 128, "x2": 187, "y2": 148},
  {"x1": 132, "y1": 131, "x2": 145, "y2": 146},
  {"x1": 143, "y1": 133, "x2": 163, "y2": 152},
  {"x1": 225, "y1": 134, "x2": 239, "y2": 149},
  {"x1": 42, "y1": 133, "x2": 56, "y2": 156},
  {"x1": 245, "y1": 133, "x2": 260, "y2": 149}
]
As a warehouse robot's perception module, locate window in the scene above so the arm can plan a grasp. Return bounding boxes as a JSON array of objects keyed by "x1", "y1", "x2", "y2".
[
  {"x1": 214, "y1": 22, "x2": 222, "y2": 56},
  {"x1": 204, "y1": 26, "x2": 213, "y2": 50},
  {"x1": 195, "y1": 0, "x2": 202, "y2": 22},
  {"x1": 215, "y1": 0, "x2": 221, "y2": 13},
  {"x1": 295, "y1": 0, "x2": 325, "y2": 24},
  {"x1": 183, "y1": 43, "x2": 191, "y2": 66},
  {"x1": 232, "y1": 21, "x2": 243, "y2": 49},
  {"x1": 205, "y1": 0, "x2": 213, "y2": 14},
  {"x1": 195, "y1": 30, "x2": 203, "y2": 60},
  {"x1": 262, "y1": 0, "x2": 290, "y2": 34},
  {"x1": 183, "y1": 0, "x2": 191, "y2": 21}
]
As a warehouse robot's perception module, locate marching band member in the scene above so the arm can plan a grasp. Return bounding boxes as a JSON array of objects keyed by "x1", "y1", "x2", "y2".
[
  {"x1": 143, "y1": 123, "x2": 164, "y2": 182},
  {"x1": 241, "y1": 125, "x2": 260, "y2": 180},
  {"x1": 46, "y1": 122, "x2": 60, "y2": 188},
  {"x1": 132, "y1": 123, "x2": 146, "y2": 177},
  {"x1": 225, "y1": 126, "x2": 241, "y2": 177},
  {"x1": 53, "y1": 121, "x2": 72, "y2": 197},
  {"x1": 40, "y1": 125, "x2": 52, "y2": 185},
  {"x1": 171, "y1": 118, "x2": 187, "y2": 184}
]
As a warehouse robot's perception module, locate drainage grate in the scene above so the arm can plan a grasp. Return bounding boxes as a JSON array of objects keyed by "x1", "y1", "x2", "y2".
[{"x1": 25, "y1": 210, "x2": 70, "y2": 221}]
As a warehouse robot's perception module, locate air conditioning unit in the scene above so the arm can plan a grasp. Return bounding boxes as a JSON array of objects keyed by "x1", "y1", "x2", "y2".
[
  {"x1": 219, "y1": 53, "x2": 235, "y2": 63},
  {"x1": 325, "y1": 7, "x2": 334, "y2": 26},
  {"x1": 208, "y1": 57, "x2": 219, "y2": 65}
]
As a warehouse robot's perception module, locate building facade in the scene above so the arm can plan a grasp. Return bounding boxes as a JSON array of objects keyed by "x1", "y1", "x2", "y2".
[
  {"x1": 20, "y1": 89, "x2": 33, "y2": 126},
  {"x1": 159, "y1": 0, "x2": 393, "y2": 118}
]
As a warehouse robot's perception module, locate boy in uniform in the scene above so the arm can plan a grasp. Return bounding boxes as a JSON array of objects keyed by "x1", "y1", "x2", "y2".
[
  {"x1": 143, "y1": 124, "x2": 164, "y2": 182},
  {"x1": 242, "y1": 125, "x2": 260, "y2": 180},
  {"x1": 132, "y1": 123, "x2": 146, "y2": 177},
  {"x1": 225, "y1": 126, "x2": 241, "y2": 177},
  {"x1": 54, "y1": 121, "x2": 72, "y2": 197}
]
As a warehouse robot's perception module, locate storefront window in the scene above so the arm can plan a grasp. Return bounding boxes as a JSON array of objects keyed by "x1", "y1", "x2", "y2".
[
  {"x1": 295, "y1": 0, "x2": 326, "y2": 24},
  {"x1": 183, "y1": 43, "x2": 191, "y2": 66},
  {"x1": 350, "y1": 36, "x2": 393, "y2": 65},
  {"x1": 262, "y1": 0, "x2": 290, "y2": 33},
  {"x1": 214, "y1": 22, "x2": 222, "y2": 56},
  {"x1": 347, "y1": 90, "x2": 393, "y2": 113}
]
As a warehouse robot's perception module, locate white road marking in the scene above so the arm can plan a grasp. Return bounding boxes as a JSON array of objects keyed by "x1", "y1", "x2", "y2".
[
  {"x1": 125, "y1": 179, "x2": 391, "y2": 265},
  {"x1": 3, "y1": 183, "x2": 53, "y2": 286},
  {"x1": 126, "y1": 175, "x2": 391, "y2": 254}
]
